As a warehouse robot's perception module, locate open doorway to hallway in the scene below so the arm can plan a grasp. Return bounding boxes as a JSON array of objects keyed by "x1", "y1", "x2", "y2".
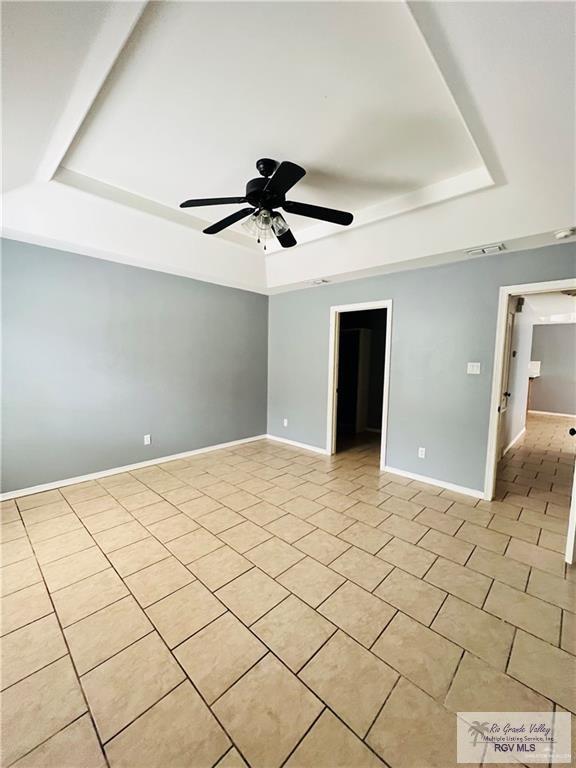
[
  {"x1": 495, "y1": 412, "x2": 575, "y2": 559},
  {"x1": 497, "y1": 292, "x2": 576, "y2": 460},
  {"x1": 486, "y1": 279, "x2": 576, "y2": 563}
]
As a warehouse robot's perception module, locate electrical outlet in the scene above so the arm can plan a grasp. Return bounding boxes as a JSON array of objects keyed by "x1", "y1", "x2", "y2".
[
  {"x1": 144, "y1": 434, "x2": 151, "y2": 446},
  {"x1": 283, "y1": 418, "x2": 288, "y2": 428},
  {"x1": 467, "y1": 362, "x2": 481, "y2": 375},
  {"x1": 418, "y1": 447, "x2": 426, "y2": 459}
]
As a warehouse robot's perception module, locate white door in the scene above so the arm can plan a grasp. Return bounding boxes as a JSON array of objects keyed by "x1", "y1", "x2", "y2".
[
  {"x1": 330, "y1": 312, "x2": 341, "y2": 454},
  {"x1": 497, "y1": 299, "x2": 516, "y2": 457},
  {"x1": 565, "y1": 425, "x2": 576, "y2": 564}
]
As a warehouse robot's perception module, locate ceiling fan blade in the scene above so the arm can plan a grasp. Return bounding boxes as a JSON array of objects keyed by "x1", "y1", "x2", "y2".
[
  {"x1": 203, "y1": 207, "x2": 255, "y2": 234},
  {"x1": 180, "y1": 196, "x2": 246, "y2": 208},
  {"x1": 265, "y1": 161, "x2": 306, "y2": 195},
  {"x1": 283, "y1": 200, "x2": 353, "y2": 226},
  {"x1": 275, "y1": 223, "x2": 297, "y2": 249}
]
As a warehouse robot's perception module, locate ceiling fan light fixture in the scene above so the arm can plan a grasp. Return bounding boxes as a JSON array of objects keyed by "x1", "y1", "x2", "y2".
[
  {"x1": 242, "y1": 209, "x2": 271, "y2": 236},
  {"x1": 241, "y1": 209, "x2": 278, "y2": 248},
  {"x1": 241, "y1": 210, "x2": 290, "y2": 248},
  {"x1": 271, "y1": 212, "x2": 290, "y2": 237}
]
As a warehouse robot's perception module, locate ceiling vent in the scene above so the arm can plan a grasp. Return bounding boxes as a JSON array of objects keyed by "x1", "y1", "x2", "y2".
[
  {"x1": 465, "y1": 243, "x2": 506, "y2": 257},
  {"x1": 554, "y1": 228, "x2": 576, "y2": 240}
]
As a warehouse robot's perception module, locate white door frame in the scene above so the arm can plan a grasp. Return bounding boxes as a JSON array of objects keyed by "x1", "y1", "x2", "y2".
[
  {"x1": 326, "y1": 300, "x2": 392, "y2": 470},
  {"x1": 483, "y1": 277, "x2": 576, "y2": 563},
  {"x1": 566, "y1": 470, "x2": 576, "y2": 565}
]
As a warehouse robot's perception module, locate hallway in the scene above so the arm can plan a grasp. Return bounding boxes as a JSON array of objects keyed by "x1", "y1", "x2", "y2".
[{"x1": 496, "y1": 412, "x2": 575, "y2": 559}]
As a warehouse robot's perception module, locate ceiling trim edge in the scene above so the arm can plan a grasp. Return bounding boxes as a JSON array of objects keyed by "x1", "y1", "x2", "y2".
[
  {"x1": 36, "y1": 1, "x2": 149, "y2": 185},
  {"x1": 265, "y1": 165, "x2": 493, "y2": 254},
  {"x1": 0, "y1": 226, "x2": 268, "y2": 296},
  {"x1": 53, "y1": 168, "x2": 260, "y2": 253},
  {"x1": 45, "y1": 0, "x2": 496, "y2": 256}
]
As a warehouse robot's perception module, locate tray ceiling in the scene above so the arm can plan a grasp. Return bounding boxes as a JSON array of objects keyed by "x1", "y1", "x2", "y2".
[
  {"x1": 2, "y1": 1, "x2": 574, "y2": 291},
  {"x1": 60, "y1": 1, "x2": 491, "y2": 251}
]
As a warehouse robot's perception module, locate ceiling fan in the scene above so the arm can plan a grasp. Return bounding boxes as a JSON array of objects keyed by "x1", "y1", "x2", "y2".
[{"x1": 179, "y1": 158, "x2": 354, "y2": 249}]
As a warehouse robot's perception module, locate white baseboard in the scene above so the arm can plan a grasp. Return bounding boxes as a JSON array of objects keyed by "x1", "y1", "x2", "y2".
[
  {"x1": 528, "y1": 410, "x2": 576, "y2": 418},
  {"x1": 0, "y1": 435, "x2": 268, "y2": 501},
  {"x1": 265, "y1": 434, "x2": 330, "y2": 455},
  {"x1": 503, "y1": 427, "x2": 526, "y2": 456},
  {"x1": 381, "y1": 464, "x2": 485, "y2": 500},
  {"x1": 1, "y1": 434, "x2": 485, "y2": 501}
]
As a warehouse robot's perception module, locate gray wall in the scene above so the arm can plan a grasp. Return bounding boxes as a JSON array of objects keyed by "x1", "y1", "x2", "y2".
[
  {"x1": 1, "y1": 239, "x2": 268, "y2": 492},
  {"x1": 530, "y1": 323, "x2": 576, "y2": 415},
  {"x1": 3, "y1": 238, "x2": 575, "y2": 496},
  {"x1": 268, "y1": 244, "x2": 576, "y2": 492}
]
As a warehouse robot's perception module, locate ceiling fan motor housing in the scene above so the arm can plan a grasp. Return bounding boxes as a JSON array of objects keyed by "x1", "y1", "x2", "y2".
[
  {"x1": 245, "y1": 176, "x2": 283, "y2": 210},
  {"x1": 256, "y1": 158, "x2": 278, "y2": 178}
]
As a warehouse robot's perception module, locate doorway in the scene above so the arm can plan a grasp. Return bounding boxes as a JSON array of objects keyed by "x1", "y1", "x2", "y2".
[
  {"x1": 485, "y1": 278, "x2": 576, "y2": 564},
  {"x1": 497, "y1": 297, "x2": 520, "y2": 458},
  {"x1": 326, "y1": 300, "x2": 392, "y2": 466}
]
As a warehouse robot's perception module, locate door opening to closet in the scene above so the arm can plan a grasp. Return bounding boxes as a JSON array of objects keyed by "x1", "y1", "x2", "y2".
[{"x1": 334, "y1": 308, "x2": 387, "y2": 453}]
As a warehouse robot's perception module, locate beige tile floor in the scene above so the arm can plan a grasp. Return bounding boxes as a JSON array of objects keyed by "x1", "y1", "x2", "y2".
[{"x1": 1, "y1": 413, "x2": 575, "y2": 768}]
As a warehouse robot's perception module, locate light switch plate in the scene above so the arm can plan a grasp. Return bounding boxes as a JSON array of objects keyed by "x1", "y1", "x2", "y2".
[
  {"x1": 144, "y1": 434, "x2": 151, "y2": 445},
  {"x1": 467, "y1": 362, "x2": 481, "y2": 375}
]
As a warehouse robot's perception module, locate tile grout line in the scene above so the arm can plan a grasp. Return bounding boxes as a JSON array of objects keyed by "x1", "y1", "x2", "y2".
[
  {"x1": 277, "y1": 707, "x2": 327, "y2": 768},
  {"x1": 6, "y1": 519, "x2": 114, "y2": 768},
  {"x1": 363, "y1": 674, "x2": 402, "y2": 745},
  {"x1": 0, "y1": 645, "x2": 70, "y2": 694},
  {"x1": 160, "y1": 509, "x2": 470, "y2": 765},
  {"x1": 3, "y1": 712, "x2": 93, "y2": 768},
  {"x1": 71, "y1": 459, "x2": 257, "y2": 764},
  {"x1": 137, "y1": 621, "x2": 254, "y2": 767}
]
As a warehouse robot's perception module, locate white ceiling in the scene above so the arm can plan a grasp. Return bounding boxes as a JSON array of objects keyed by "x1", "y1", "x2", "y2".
[
  {"x1": 2, "y1": 1, "x2": 574, "y2": 293},
  {"x1": 62, "y1": 1, "x2": 489, "y2": 246},
  {"x1": 525, "y1": 292, "x2": 576, "y2": 325},
  {"x1": 1, "y1": 1, "x2": 110, "y2": 193}
]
